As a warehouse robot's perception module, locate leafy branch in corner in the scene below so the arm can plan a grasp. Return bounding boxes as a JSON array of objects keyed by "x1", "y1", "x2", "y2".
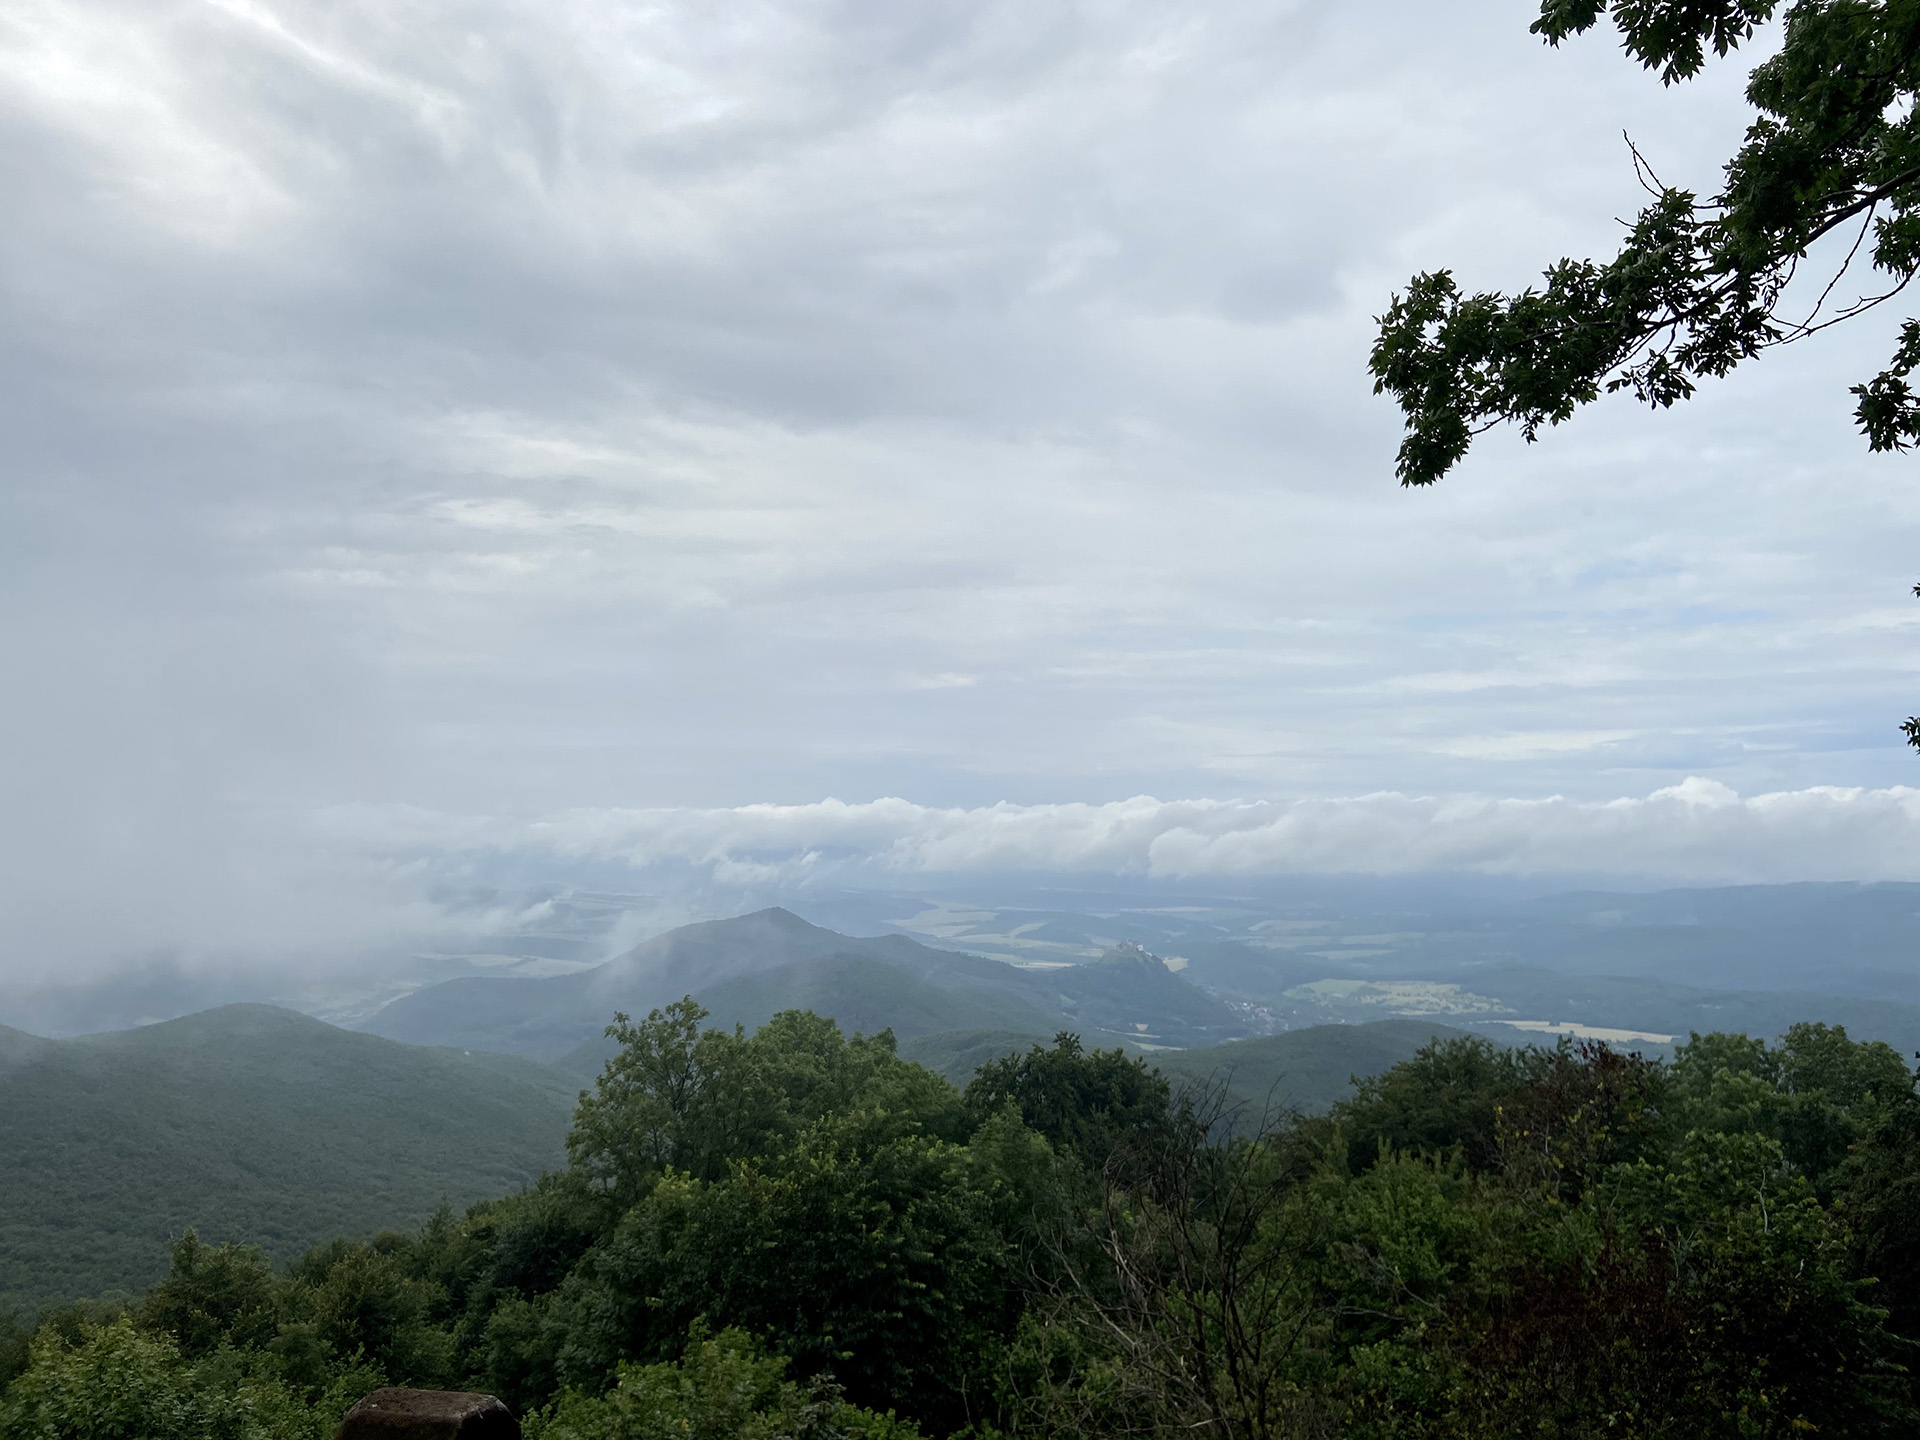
[{"x1": 1370, "y1": 1, "x2": 1920, "y2": 487}]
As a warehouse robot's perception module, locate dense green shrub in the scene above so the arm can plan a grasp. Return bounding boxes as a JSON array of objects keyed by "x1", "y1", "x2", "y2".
[
  {"x1": 0, "y1": 1316, "x2": 378, "y2": 1440},
  {"x1": 531, "y1": 1326, "x2": 918, "y2": 1440}
]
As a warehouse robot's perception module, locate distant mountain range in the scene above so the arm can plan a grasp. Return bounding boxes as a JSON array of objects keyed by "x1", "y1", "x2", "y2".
[
  {"x1": 1, "y1": 933, "x2": 1459, "y2": 1319},
  {"x1": 15, "y1": 900, "x2": 1920, "y2": 1321},
  {"x1": 361, "y1": 907, "x2": 1248, "y2": 1064},
  {"x1": 359, "y1": 903, "x2": 1920, "y2": 1066},
  {"x1": 13, "y1": 879, "x2": 1920, "y2": 1045},
  {"x1": 780, "y1": 880, "x2": 1920, "y2": 1005}
]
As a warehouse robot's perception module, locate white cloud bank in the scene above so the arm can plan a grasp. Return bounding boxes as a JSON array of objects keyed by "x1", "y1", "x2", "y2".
[{"x1": 327, "y1": 779, "x2": 1920, "y2": 888}]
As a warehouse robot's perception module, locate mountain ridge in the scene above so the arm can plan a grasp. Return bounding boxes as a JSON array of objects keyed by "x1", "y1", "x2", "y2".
[{"x1": 364, "y1": 908, "x2": 1249, "y2": 1060}]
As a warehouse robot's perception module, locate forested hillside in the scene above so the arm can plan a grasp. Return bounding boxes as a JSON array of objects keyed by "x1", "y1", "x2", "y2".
[
  {"x1": 1147, "y1": 1017, "x2": 1473, "y2": 1114},
  {"x1": 8, "y1": 999, "x2": 1920, "y2": 1439},
  {"x1": 0, "y1": 1007, "x2": 573, "y2": 1316},
  {"x1": 1, "y1": 998, "x2": 1456, "y2": 1318}
]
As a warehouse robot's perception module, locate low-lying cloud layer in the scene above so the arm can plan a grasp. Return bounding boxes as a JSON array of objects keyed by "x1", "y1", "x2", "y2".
[{"x1": 332, "y1": 779, "x2": 1920, "y2": 889}]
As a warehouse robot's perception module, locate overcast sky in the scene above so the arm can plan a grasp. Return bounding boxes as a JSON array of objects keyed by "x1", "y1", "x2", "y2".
[{"x1": 6, "y1": 0, "x2": 1920, "y2": 976}]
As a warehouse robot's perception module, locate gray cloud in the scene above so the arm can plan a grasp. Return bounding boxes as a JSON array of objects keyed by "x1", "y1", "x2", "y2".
[
  {"x1": 2, "y1": 1, "x2": 1918, "y2": 978},
  {"x1": 327, "y1": 780, "x2": 1920, "y2": 889}
]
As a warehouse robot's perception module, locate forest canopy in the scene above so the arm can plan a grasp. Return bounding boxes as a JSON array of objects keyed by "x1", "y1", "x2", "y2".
[{"x1": 7, "y1": 1002, "x2": 1920, "y2": 1439}]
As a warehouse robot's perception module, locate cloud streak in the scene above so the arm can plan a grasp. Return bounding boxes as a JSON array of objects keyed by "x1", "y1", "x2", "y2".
[{"x1": 329, "y1": 779, "x2": 1920, "y2": 887}]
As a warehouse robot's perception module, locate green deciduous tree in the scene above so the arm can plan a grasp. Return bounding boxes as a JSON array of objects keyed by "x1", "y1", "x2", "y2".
[
  {"x1": 963, "y1": 1034, "x2": 1173, "y2": 1174},
  {"x1": 1339, "y1": 1036, "x2": 1525, "y2": 1174},
  {"x1": 1371, "y1": 1, "x2": 1920, "y2": 487},
  {"x1": 552, "y1": 1110, "x2": 1006, "y2": 1429},
  {"x1": 282, "y1": 1237, "x2": 452, "y2": 1388},
  {"x1": 1667, "y1": 1021, "x2": 1914, "y2": 1192},
  {"x1": 567, "y1": 1002, "x2": 966, "y2": 1208},
  {"x1": 143, "y1": 1234, "x2": 281, "y2": 1361}
]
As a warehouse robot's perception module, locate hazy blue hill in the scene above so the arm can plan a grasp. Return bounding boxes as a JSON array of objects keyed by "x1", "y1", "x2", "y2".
[
  {"x1": 0, "y1": 1005, "x2": 573, "y2": 1318},
  {"x1": 840, "y1": 936, "x2": 1245, "y2": 1048},
  {"x1": 897, "y1": 1029, "x2": 1059, "y2": 1087},
  {"x1": 1150, "y1": 1020, "x2": 1475, "y2": 1116},
  {"x1": 365, "y1": 908, "x2": 1252, "y2": 1061},
  {"x1": 694, "y1": 953, "x2": 1061, "y2": 1041},
  {"x1": 1041, "y1": 942, "x2": 1245, "y2": 1046},
  {"x1": 0, "y1": 967, "x2": 289, "y2": 1041},
  {"x1": 1176, "y1": 941, "x2": 1337, "y2": 999},
  {"x1": 556, "y1": 955, "x2": 1067, "y2": 1078},
  {"x1": 844, "y1": 935, "x2": 1110, "y2": 1023},
  {"x1": 363, "y1": 908, "x2": 1008, "y2": 1057},
  {"x1": 0, "y1": 1022, "x2": 52, "y2": 1076},
  {"x1": 899, "y1": 1020, "x2": 1471, "y2": 1114}
]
